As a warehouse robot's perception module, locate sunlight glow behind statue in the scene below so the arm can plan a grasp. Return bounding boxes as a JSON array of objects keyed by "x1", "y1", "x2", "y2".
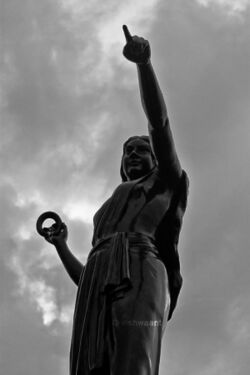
[{"x1": 37, "y1": 25, "x2": 189, "y2": 375}]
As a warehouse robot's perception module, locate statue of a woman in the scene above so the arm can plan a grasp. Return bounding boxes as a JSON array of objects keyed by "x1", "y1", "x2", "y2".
[{"x1": 42, "y1": 25, "x2": 189, "y2": 375}]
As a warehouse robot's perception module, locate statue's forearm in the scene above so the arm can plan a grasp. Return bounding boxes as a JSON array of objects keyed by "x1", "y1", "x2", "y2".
[
  {"x1": 54, "y1": 241, "x2": 84, "y2": 285},
  {"x1": 137, "y1": 60, "x2": 182, "y2": 179},
  {"x1": 137, "y1": 61, "x2": 168, "y2": 129}
]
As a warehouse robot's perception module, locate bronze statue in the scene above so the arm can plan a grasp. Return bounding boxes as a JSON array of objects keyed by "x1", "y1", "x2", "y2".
[{"x1": 37, "y1": 25, "x2": 189, "y2": 375}]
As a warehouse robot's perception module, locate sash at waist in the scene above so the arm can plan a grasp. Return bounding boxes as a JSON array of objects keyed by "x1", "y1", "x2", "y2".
[
  {"x1": 89, "y1": 232, "x2": 158, "y2": 258},
  {"x1": 89, "y1": 232, "x2": 159, "y2": 295}
]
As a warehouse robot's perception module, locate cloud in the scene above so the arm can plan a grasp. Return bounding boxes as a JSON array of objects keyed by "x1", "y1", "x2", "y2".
[
  {"x1": 226, "y1": 296, "x2": 250, "y2": 343},
  {"x1": 0, "y1": 177, "x2": 89, "y2": 332},
  {"x1": 195, "y1": 0, "x2": 250, "y2": 16},
  {"x1": 0, "y1": 181, "x2": 70, "y2": 375},
  {"x1": 10, "y1": 253, "x2": 65, "y2": 326},
  {"x1": 8, "y1": 214, "x2": 90, "y2": 327},
  {"x1": 57, "y1": 0, "x2": 161, "y2": 86}
]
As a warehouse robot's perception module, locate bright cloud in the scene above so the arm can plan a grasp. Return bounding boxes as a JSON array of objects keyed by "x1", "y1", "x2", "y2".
[
  {"x1": 196, "y1": 0, "x2": 250, "y2": 15},
  {"x1": 9, "y1": 253, "x2": 72, "y2": 326},
  {"x1": 57, "y1": 0, "x2": 161, "y2": 86},
  {"x1": 96, "y1": 0, "x2": 160, "y2": 52},
  {"x1": 63, "y1": 200, "x2": 100, "y2": 224}
]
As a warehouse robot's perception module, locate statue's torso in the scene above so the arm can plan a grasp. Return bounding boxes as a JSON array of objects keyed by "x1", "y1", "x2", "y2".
[{"x1": 92, "y1": 169, "x2": 174, "y2": 243}]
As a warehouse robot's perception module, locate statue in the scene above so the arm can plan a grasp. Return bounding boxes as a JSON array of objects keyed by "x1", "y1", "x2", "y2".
[{"x1": 37, "y1": 25, "x2": 189, "y2": 375}]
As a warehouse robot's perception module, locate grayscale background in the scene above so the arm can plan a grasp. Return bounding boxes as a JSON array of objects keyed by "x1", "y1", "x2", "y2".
[{"x1": 0, "y1": 0, "x2": 250, "y2": 374}]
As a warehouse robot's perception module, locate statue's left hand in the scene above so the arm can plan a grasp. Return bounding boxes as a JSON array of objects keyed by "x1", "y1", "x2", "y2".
[{"x1": 122, "y1": 25, "x2": 151, "y2": 64}]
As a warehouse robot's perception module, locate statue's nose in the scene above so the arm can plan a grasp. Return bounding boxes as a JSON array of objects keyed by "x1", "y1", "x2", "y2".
[{"x1": 130, "y1": 149, "x2": 138, "y2": 156}]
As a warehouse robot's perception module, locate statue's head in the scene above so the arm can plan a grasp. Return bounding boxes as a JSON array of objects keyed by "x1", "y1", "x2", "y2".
[{"x1": 120, "y1": 135, "x2": 156, "y2": 182}]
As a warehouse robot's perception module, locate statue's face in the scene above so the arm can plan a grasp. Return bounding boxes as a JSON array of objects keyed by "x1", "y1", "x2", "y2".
[{"x1": 122, "y1": 138, "x2": 155, "y2": 181}]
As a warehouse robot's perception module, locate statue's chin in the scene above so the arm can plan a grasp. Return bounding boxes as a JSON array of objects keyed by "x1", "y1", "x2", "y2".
[
  {"x1": 130, "y1": 165, "x2": 157, "y2": 181},
  {"x1": 127, "y1": 168, "x2": 147, "y2": 181}
]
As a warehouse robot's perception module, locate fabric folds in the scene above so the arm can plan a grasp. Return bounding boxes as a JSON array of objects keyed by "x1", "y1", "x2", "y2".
[{"x1": 70, "y1": 232, "x2": 163, "y2": 375}]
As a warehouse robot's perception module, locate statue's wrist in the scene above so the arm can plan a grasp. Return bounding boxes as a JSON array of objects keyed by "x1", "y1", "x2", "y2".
[
  {"x1": 54, "y1": 238, "x2": 67, "y2": 249},
  {"x1": 137, "y1": 58, "x2": 151, "y2": 67}
]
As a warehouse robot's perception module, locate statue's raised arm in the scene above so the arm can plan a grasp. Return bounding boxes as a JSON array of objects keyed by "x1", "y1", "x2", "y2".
[{"x1": 122, "y1": 25, "x2": 182, "y2": 184}]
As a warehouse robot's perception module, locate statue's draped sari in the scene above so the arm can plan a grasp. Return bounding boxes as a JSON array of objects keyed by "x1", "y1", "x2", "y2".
[{"x1": 70, "y1": 168, "x2": 189, "y2": 375}]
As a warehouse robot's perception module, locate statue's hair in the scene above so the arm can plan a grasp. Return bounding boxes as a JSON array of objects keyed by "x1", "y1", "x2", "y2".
[{"x1": 120, "y1": 135, "x2": 156, "y2": 182}]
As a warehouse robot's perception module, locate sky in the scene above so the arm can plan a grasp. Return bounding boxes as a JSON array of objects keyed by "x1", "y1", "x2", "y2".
[{"x1": 0, "y1": 0, "x2": 250, "y2": 374}]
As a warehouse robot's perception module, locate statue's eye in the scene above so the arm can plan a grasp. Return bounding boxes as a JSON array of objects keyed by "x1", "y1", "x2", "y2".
[
  {"x1": 125, "y1": 146, "x2": 133, "y2": 154},
  {"x1": 137, "y1": 146, "x2": 150, "y2": 153},
  {"x1": 125, "y1": 144, "x2": 150, "y2": 154}
]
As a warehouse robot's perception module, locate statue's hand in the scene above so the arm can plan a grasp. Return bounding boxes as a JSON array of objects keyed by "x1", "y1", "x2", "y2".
[
  {"x1": 122, "y1": 25, "x2": 151, "y2": 64},
  {"x1": 44, "y1": 222, "x2": 68, "y2": 246}
]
